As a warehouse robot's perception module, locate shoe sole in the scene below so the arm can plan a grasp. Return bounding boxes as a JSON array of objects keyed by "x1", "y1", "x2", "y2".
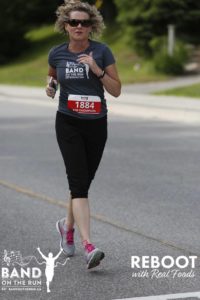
[
  {"x1": 56, "y1": 221, "x2": 75, "y2": 257},
  {"x1": 87, "y1": 250, "x2": 105, "y2": 270}
]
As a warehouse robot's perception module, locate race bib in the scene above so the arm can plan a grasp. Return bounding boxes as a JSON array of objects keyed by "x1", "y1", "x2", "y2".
[{"x1": 67, "y1": 94, "x2": 101, "y2": 114}]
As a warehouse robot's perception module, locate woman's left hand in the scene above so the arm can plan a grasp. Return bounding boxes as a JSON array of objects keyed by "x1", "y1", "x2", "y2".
[{"x1": 77, "y1": 52, "x2": 102, "y2": 77}]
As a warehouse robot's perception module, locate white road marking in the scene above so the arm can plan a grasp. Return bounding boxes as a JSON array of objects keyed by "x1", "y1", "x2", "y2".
[{"x1": 113, "y1": 291, "x2": 200, "y2": 300}]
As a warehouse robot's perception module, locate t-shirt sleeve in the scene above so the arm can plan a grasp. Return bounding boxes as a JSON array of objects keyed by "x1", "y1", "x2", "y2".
[
  {"x1": 48, "y1": 47, "x2": 56, "y2": 69},
  {"x1": 102, "y1": 45, "x2": 116, "y2": 69}
]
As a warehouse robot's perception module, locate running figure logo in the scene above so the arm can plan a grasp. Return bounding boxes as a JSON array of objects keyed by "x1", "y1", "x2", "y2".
[
  {"x1": 37, "y1": 247, "x2": 69, "y2": 293},
  {"x1": 2, "y1": 248, "x2": 69, "y2": 293},
  {"x1": 83, "y1": 51, "x2": 93, "y2": 79},
  {"x1": 83, "y1": 63, "x2": 90, "y2": 79}
]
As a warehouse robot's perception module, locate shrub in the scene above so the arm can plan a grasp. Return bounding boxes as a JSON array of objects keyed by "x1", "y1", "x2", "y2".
[{"x1": 152, "y1": 38, "x2": 188, "y2": 75}]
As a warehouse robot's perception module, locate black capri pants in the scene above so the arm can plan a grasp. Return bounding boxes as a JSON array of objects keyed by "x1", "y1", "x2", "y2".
[{"x1": 55, "y1": 111, "x2": 107, "y2": 199}]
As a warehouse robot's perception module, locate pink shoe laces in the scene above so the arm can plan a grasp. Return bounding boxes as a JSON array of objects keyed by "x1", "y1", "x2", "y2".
[
  {"x1": 66, "y1": 229, "x2": 74, "y2": 245},
  {"x1": 83, "y1": 241, "x2": 95, "y2": 253}
]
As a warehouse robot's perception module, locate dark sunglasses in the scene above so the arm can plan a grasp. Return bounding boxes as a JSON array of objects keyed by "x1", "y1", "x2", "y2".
[{"x1": 66, "y1": 19, "x2": 93, "y2": 27}]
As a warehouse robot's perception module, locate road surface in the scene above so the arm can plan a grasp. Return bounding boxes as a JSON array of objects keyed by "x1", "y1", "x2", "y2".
[{"x1": 0, "y1": 86, "x2": 200, "y2": 300}]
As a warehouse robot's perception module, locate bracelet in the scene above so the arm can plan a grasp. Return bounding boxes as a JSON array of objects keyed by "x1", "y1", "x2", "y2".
[{"x1": 97, "y1": 70, "x2": 105, "y2": 79}]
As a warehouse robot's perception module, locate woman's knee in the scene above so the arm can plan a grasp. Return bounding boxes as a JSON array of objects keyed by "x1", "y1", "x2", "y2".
[{"x1": 69, "y1": 177, "x2": 89, "y2": 199}]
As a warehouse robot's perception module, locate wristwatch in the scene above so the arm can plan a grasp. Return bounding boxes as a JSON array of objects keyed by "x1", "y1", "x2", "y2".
[{"x1": 97, "y1": 70, "x2": 105, "y2": 79}]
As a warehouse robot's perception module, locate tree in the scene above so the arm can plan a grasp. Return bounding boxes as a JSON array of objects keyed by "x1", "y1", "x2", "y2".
[
  {"x1": 114, "y1": 0, "x2": 200, "y2": 56},
  {"x1": 0, "y1": 0, "x2": 117, "y2": 64},
  {"x1": 99, "y1": 0, "x2": 117, "y2": 23},
  {"x1": 0, "y1": 1, "x2": 28, "y2": 63},
  {"x1": 0, "y1": 0, "x2": 60, "y2": 64},
  {"x1": 23, "y1": 1, "x2": 60, "y2": 25}
]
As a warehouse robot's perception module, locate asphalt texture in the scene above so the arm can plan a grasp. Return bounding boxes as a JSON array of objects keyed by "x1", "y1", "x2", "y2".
[{"x1": 0, "y1": 86, "x2": 200, "y2": 300}]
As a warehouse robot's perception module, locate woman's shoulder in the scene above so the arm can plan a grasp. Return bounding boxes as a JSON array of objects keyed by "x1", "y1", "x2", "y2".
[
  {"x1": 90, "y1": 40, "x2": 110, "y2": 51},
  {"x1": 49, "y1": 42, "x2": 67, "y2": 54}
]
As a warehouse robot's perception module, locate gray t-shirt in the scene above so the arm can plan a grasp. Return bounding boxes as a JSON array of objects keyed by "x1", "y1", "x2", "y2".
[{"x1": 48, "y1": 40, "x2": 115, "y2": 119}]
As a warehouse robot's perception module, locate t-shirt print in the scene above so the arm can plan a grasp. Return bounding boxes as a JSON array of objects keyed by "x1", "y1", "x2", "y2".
[{"x1": 65, "y1": 61, "x2": 90, "y2": 79}]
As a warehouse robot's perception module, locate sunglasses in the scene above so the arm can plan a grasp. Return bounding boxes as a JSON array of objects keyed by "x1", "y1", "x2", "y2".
[{"x1": 66, "y1": 19, "x2": 93, "y2": 27}]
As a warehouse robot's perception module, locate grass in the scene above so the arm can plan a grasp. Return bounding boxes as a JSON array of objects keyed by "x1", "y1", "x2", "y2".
[
  {"x1": 155, "y1": 83, "x2": 200, "y2": 98},
  {"x1": 0, "y1": 26, "x2": 64, "y2": 86},
  {"x1": 0, "y1": 24, "x2": 170, "y2": 87}
]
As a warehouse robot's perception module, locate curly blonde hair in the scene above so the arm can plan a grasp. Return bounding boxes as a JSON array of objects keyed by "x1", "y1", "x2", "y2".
[{"x1": 55, "y1": 0, "x2": 105, "y2": 38}]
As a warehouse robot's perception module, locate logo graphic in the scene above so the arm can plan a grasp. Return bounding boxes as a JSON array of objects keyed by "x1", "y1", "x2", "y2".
[
  {"x1": 36, "y1": 247, "x2": 69, "y2": 293},
  {"x1": 65, "y1": 61, "x2": 89, "y2": 79},
  {"x1": 83, "y1": 63, "x2": 90, "y2": 79},
  {"x1": 131, "y1": 255, "x2": 197, "y2": 279},
  {"x1": 1, "y1": 248, "x2": 69, "y2": 293},
  {"x1": 2, "y1": 249, "x2": 33, "y2": 267}
]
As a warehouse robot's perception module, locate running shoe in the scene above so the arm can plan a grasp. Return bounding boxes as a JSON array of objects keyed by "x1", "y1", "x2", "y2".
[
  {"x1": 84, "y1": 242, "x2": 105, "y2": 269},
  {"x1": 56, "y1": 218, "x2": 75, "y2": 256}
]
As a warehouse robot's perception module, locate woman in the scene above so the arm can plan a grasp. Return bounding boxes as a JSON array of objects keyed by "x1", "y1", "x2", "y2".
[{"x1": 46, "y1": 0, "x2": 121, "y2": 269}]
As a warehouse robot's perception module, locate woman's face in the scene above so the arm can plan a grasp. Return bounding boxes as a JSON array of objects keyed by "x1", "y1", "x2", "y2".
[{"x1": 65, "y1": 11, "x2": 92, "y2": 42}]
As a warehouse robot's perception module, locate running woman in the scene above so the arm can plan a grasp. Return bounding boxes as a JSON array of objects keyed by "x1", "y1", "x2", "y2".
[{"x1": 46, "y1": 0, "x2": 121, "y2": 269}]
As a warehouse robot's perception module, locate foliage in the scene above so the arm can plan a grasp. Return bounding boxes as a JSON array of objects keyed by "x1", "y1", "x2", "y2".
[
  {"x1": 84, "y1": 0, "x2": 117, "y2": 22},
  {"x1": 99, "y1": 0, "x2": 117, "y2": 24},
  {"x1": 0, "y1": 25, "x2": 170, "y2": 86},
  {"x1": 155, "y1": 83, "x2": 200, "y2": 98},
  {"x1": 0, "y1": 1, "x2": 62, "y2": 64},
  {"x1": 0, "y1": 0, "x2": 29, "y2": 63},
  {"x1": 152, "y1": 38, "x2": 188, "y2": 74},
  {"x1": 0, "y1": 0, "x2": 117, "y2": 64},
  {"x1": 114, "y1": 0, "x2": 200, "y2": 57}
]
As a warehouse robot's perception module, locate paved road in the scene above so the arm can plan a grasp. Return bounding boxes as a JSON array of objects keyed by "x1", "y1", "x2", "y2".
[{"x1": 0, "y1": 87, "x2": 200, "y2": 300}]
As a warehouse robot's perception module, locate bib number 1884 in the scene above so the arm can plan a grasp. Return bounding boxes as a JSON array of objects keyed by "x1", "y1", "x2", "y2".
[
  {"x1": 68, "y1": 94, "x2": 101, "y2": 114},
  {"x1": 76, "y1": 101, "x2": 94, "y2": 109}
]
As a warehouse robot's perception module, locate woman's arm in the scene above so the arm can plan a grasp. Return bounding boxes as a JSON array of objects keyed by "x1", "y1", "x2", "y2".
[
  {"x1": 100, "y1": 64, "x2": 121, "y2": 97},
  {"x1": 77, "y1": 53, "x2": 121, "y2": 98},
  {"x1": 48, "y1": 66, "x2": 57, "y2": 79},
  {"x1": 46, "y1": 66, "x2": 57, "y2": 98}
]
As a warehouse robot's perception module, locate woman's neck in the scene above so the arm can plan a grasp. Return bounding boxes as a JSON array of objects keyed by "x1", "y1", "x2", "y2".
[{"x1": 68, "y1": 39, "x2": 90, "y2": 53}]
